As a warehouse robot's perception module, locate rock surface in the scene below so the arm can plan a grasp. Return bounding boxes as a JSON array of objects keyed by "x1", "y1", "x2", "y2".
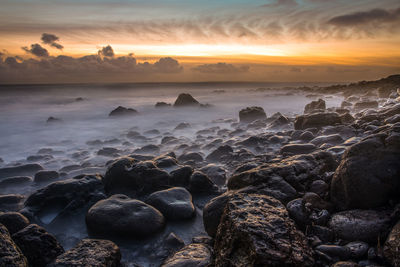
[
  {"x1": 0, "y1": 224, "x2": 28, "y2": 267},
  {"x1": 214, "y1": 193, "x2": 314, "y2": 266},
  {"x1": 173, "y1": 93, "x2": 200, "y2": 107},
  {"x1": 294, "y1": 112, "x2": 342, "y2": 130},
  {"x1": 239, "y1": 106, "x2": 267, "y2": 123},
  {"x1": 109, "y1": 106, "x2": 138, "y2": 116},
  {"x1": 161, "y1": 243, "x2": 212, "y2": 267}
]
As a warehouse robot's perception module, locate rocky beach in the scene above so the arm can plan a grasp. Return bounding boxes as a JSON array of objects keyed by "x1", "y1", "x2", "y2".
[{"x1": 1, "y1": 75, "x2": 400, "y2": 267}]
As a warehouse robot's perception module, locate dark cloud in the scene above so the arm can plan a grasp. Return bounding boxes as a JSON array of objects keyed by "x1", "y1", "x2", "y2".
[
  {"x1": 21, "y1": 43, "x2": 49, "y2": 57},
  {"x1": 153, "y1": 57, "x2": 183, "y2": 73},
  {"x1": 328, "y1": 7, "x2": 400, "y2": 26},
  {"x1": 98, "y1": 45, "x2": 114, "y2": 57},
  {"x1": 192, "y1": 63, "x2": 249, "y2": 74},
  {"x1": 41, "y1": 33, "x2": 64, "y2": 50}
]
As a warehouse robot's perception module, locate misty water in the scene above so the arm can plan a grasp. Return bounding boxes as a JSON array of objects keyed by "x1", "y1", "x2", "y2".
[{"x1": 0, "y1": 82, "x2": 343, "y2": 266}]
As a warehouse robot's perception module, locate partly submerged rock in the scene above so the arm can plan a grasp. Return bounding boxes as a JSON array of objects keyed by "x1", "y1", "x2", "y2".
[
  {"x1": 173, "y1": 93, "x2": 200, "y2": 107},
  {"x1": 304, "y1": 98, "x2": 326, "y2": 114},
  {"x1": 109, "y1": 106, "x2": 138, "y2": 117},
  {"x1": 294, "y1": 112, "x2": 342, "y2": 130},
  {"x1": 239, "y1": 106, "x2": 267, "y2": 123}
]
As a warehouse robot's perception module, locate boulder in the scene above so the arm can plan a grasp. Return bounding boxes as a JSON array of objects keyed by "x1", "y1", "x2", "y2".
[
  {"x1": 109, "y1": 106, "x2": 138, "y2": 116},
  {"x1": 199, "y1": 164, "x2": 226, "y2": 186},
  {"x1": 46, "y1": 116, "x2": 62, "y2": 124},
  {"x1": 103, "y1": 157, "x2": 170, "y2": 196},
  {"x1": 280, "y1": 143, "x2": 317, "y2": 155},
  {"x1": 156, "y1": 102, "x2": 172, "y2": 108},
  {"x1": 161, "y1": 243, "x2": 212, "y2": 267},
  {"x1": 0, "y1": 224, "x2": 28, "y2": 267},
  {"x1": 188, "y1": 171, "x2": 218, "y2": 194},
  {"x1": 86, "y1": 194, "x2": 165, "y2": 237},
  {"x1": 169, "y1": 166, "x2": 193, "y2": 187},
  {"x1": 0, "y1": 163, "x2": 43, "y2": 179},
  {"x1": 145, "y1": 187, "x2": 195, "y2": 220},
  {"x1": 304, "y1": 98, "x2": 326, "y2": 113},
  {"x1": 0, "y1": 194, "x2": 25, "y2": 212},
  {"x1": 178, "y1": 152, "x2": 204, "y2": 163},
  {"x1": 173, "y1": 93, "x2": 200, "y2": 107},
  {"x1": 294, "y1": 112, "x2": 341, "y2": 130},
  {"x1": 330, "y1": 127, "x2": 400, "y2": 210},
  {"x1": 206, "y1": 145, "x2": 233, "y2": 162},
  {"x1": 384, "y1": 220, "x2": 400, "y2": 267},
  {"x1": 0, "y1": 176, "x2": 32, "y2": 187},
  {"x1": 239, "y1": 106, "x2": 267, "y2": 123},
  {"x1": 310, "y1": 134, "x2": 344, "y2": 146},
  {"x1": 353, "y1": 100, "x2": 379, "y2": 110},
  {"x1": 12, "y1": 224, "x2": 64, "y2": 267},
  {"x1": 33, "y1": 170, "x2": 59, "y2": 182},
  {"x1": 0, "y1": 212, "x2": 29, "y2": 234},
  {"x1": 49, "y1": 239, "x2": 121, "y2": 267},
  {"x1": 214, "y1": 193, "x2": 314, "y2": 266},
  {"x1": 328, "y1": 209, "x2": 392, "y2": 243}
]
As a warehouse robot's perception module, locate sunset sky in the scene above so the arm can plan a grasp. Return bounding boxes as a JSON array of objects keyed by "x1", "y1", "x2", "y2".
[{"x1": 0, "y1": 0, "x2": 399, "y2": 83}]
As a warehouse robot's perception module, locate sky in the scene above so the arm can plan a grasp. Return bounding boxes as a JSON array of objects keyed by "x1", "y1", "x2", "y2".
[{"x1": 0, "y1": 0, "x2": 399, "y2": 83}]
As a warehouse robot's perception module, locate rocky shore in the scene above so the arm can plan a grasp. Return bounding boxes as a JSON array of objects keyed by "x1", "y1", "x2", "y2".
[{"x1": 1, "y1": 75, "x2": 400, "y2": 266}]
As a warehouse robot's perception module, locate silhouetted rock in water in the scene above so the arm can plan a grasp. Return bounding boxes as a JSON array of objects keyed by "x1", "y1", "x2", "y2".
[
  {"x1": 173, "y1": 93, "x2": 200, "y2": 107},
  {"x1": 353, "y1": 100, "x2": 379, "y2": 110},
  {"x1": 145, "y1": 187, "x2": 195, "y2": 220},
  {"x1": 0, "y1": 212, "x2": 29, "y2": 235},
  {"x1": 0, "y1": 164, "x2": 43, "y2": 179},
  {"x1": 27, "y1": 154, "x2": 54, "y2": 162},
  {"x1": 268, "y1": 114, "x2": 290, "y2": 128},
  {"x1": 155, "y1": 102, "x2": 172, "y2": 108},
  {"x1": 294, "y1": 112, "x2": 342, "y2": 130},
  {"x1": 97, "y1": 147, "x2": 120, "y2": 157},
  {"x1": 330, "y1": 125, "x2": 400, "y2": 210},
  {"x1": 0, "y1": 176, "x2": 32, "y2": 187},
  {"x1": 12, "y1": 224, "x2": 64, "y2": 267},
  {"x1": 134, "y1": 144, "x2": 160, "y2": 154},
  {"x1": 239, "y1": 106, "x2": 267, "y2": 123},
  {"x1": 304, "y1": 98, "x2": 326, "y2": 114},
  {"x1": 86, "y1": 194, "x2": 165, "y2": 237},
  {"x1": 188, "y1": 171, "x2": 218, "y2": 194},
  {"x1": 103, "y1": 157, "x2": 170, "y2": 196},
  {"x1": 280, "y1": 143, "x2": 317, "y2": 155},
  {"x1": 46, "y1": 116, "x2": 62, "y2": 124},
  {"x1": 174, "y1": 122, "x2": 191, "y2": 130},
  {"x1": 178, "y1": 152, "x2": 203, "y2": 163},
  {"x1": 341, "y1": 100, "x2": 352, "y2": 108},
  {"x1": 33, "y1": 170, "x2": 59, "y2": 183},
  {"x1": 206, "y1": 145, "x2": 233, "y2": 162},
  {"x1": 153, "y1": 155, "x2": 178, "y2": 169},
  {"x1": 0, "y1": 194, "x2": 25, "y2": 212},
  {"x1": 75, "y1": 97, "x2": 85, "y2": 102},
  {"x1": 0, "y1": 224, "x2": 28, "y2": 267},
  {"x1": 328, "y1": 209, "x2": 392, "y2": 243},
  {"x1": 199, "y1": 164, "x2": 226, "y2": 186},
  {"x1": 108, "y1": 106, "x2": 138, "y2": 116},
  {"x1": 213, "y1": 193, "x2": 314, "y2": 266},
  {"x1": 384, "y1": 220, "x2": 400, "y2": 266},
  {"x1": 49, "y1": 239, "x2": 121, "y2": 267},
  {"x1": 161, "y1": 243, "x2": 212, "y2": 267},
  {"x1": 24, "y1": 175, "x2": 105, "y2": 223},
  {"x1": 169, "y1": 166, "x2": 193, "y2": 187}
]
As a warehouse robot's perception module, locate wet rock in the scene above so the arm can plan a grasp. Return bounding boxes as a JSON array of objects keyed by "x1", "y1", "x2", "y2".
[
  {"x1": 174, "y1": 122, "x2": 191, "y2": 130},
  {"x1": 239, "y1": 106, "x2": 267, "y2": 123},
  {"x1": 299, "y1": 131, "x2": 315, "y2": 141},
  {"x1": 332, "y1": 261, "x2": 359, "y2": 267},
  {"x1": 331, "y1": 127, "x2": 400, "y2": 210},
  {"x1": 328, "y1": 209, "x2": 392, "y2": 243},
  {"x1": 0, "y1": 176, "x2": 32, "y2": 187},
  {"x1": 294, "y1": 112, "x2": 341, "y2": 130},
  {"x1": 154, "y1": 155, "x2": 178, "y2": 169},
  {"x1": 354, "y1": 100, "x2": 379, "y2": 110},
  {"x1": 345, "y1": 241, "x2": 369, "y2": 260},
  {"x1": 86, "y1": 194, "x2": 165, "y2": 237},
  {"x1": 49, "y1": 239, "x2": 121, "y2": 267},
  {"x1": 188, "y1": 171, "x2": 218, "y2": 194},
  {"x1": 109, "y1": 106, "x2": 138, "y2": 116},
  {"x1": 12, "y1": 224, "x2": 64, "y2": 267},
  {"x1": 341, "y1": 101, "x2": 352, "y2": 108},
  {"x1": 310, "y1": 134, "x2": 344, "y2": 146},
  {"x1": 214, "y1": 193, "x2": 314, "y2": 266},
  {"x1": 383, "y1": 220, "x2": 400, "y2": 267},
  {"x1": 161, "y1": 243, "x2": 212, "y2": 267},
  {"x1": 170, "y1": 166, "x2": 193, "y2": 187},
  {"x1": 156, "y1": 102, "x2": 172, "y2": 108},
  {"x1": 46, "y1": 116, "x2": 62, "y2": 124},
  {"x1": 173, "y1": 93, "x2": 200, "y2": 107},
  {"x1": 97, "y1": 147, "x2": 120, "y2": 157},
  {"x1": 103, "y1": 157, "x2": 170, "y2": 196},
  {"x1": 199, "y1": 164, "x2": 226, "y2": 186},
  {"x1": 268, "y1": 114, "x2": 290, "y2": 128},
  {"x1": 305, "y1": 98, "x2": 326, "y2": 113},
  {"x1": 286, "y1": 198, "x2": 309, "y2": 228},
  {"x1": 0, "y1": 163, "x2": 43, "y2": 179},
  {"x1": 0, "y1": 194, "x2": 25, "y2": 212},
  {"x1": 134, "y1": 144, "x2": 160, "y2": 154},
  {"x1": 27, "y1": 154, "x2": 54, "y2": 161},
  {"x1": 178, "y1": 152, "x2": 203, "y2": 163},
  {"x1": 309, "y1": 179, "x2": 329, "y2": 197},
  {"x1": 146, "y1": 187, "x2": 195, "y2": 220},
  {"x1": 0, "y1": 212, "x2": 29, "y2": 234},
  {"x1": 24, "y1": 175, "x2": 105, "y2": 223},
  {"x1": 206, "y1": 145, "x2": 233, "y2": 162},
  {"x1": 280, "y1": 143, "x2": 317, "y2": 155},
  {"x1": 310, "y1": 225, "x2": 334, "y2": 243},
  {"x1": 34, "y1": 170, "x2": 59, "y2": 182},
  {"x1": 0, "y1": 224, "x2": 28, "y2": 267},
  {"x1": 315, "y1": 245, "x2": 351, "y2": 261}
]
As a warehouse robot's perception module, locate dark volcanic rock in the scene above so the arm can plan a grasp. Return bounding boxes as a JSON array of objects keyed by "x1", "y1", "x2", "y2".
[
  {"x1": 49, "y1": 239, "x2": 121, "y2": 267},
  {"x1": 173, "y1": 93, "x2": 200, "y2": 107},
  {"x1": 206, "y1": 145, "x2": 233, "y2": 162},
  {"x1": 354, "y1": 100, "x2": 379, "y2": 110},
  {"x1": 188, "y1": 171, "x2": 218, "y2": 194},
  {"x1": 109, "y1": 106, "x2": 138, "y2": 116},
  {"x1": 328, "y1": 209, "x2": 392, "y2": 243},
  {"x1": 214, "y1": 193, "x2": 314, "y2": 266},
  {"x1": 280, "y1": 143, "x2": 317, "y2": 155},
  {"x1": 155, "y1": 102, "x2": 172, "y2": 108},
  {"x1": 24, "y1": 175, "x2": 105, "y2": 223},
  {"x1": 34, "y1": 170, "x2": 59, "y2": 182},
  {"x1": 178, "y1": 152, "x2": 203, "y2": 163},
  {"x1": 103, "y1": 157, "x2": 170, "y2": 196},
  {"x1": 12, "y1": 224, "x2": 64, "y2": 267},
  {"x1": 0, "y1": 176, "x2": 32, "y2": 187},
  {"x1": 46, "y1": 116, "x2": 62, "y2": 124},
  {"x1": 384, "y1": 220, "x2": 400, "y2": 267},
  {"x1": 161, "y1": 243, "x2": 212, "y2": 267},
  {"x1": 86, "y1": 194, "x2": 165, "y2": 237},
  {"x1": 239, "y1": 106, "x2": 267, "y2": 123},
  {"x1": 0, "y1": 212, "x2": 30, "y2": 235},
  {"x1": 145, "y1": 187, "x2": 195, "y2": 220},
  {"x1": 0, "y1": 224, "x2": 28, "y2": 267},
  {"x1": 304, "y1": 98, "x2": 326, "y2": 113},
  {"x1": 294, "y1": 112, "x2": 342, "y2": 130},
  {"x1": 0, "y1": 194, "x2": 25, "y2": 212},
  {"x1": 0, "y1": 163, "x2": 43, "y2": 179},
  {"x1": 330, "y1": 126, "x2": 400, "y2": 210}
]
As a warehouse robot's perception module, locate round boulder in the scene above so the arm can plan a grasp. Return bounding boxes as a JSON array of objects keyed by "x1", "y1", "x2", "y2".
[{"x1": 239, "y1": 106, "x2": 267, "y2": 123}]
